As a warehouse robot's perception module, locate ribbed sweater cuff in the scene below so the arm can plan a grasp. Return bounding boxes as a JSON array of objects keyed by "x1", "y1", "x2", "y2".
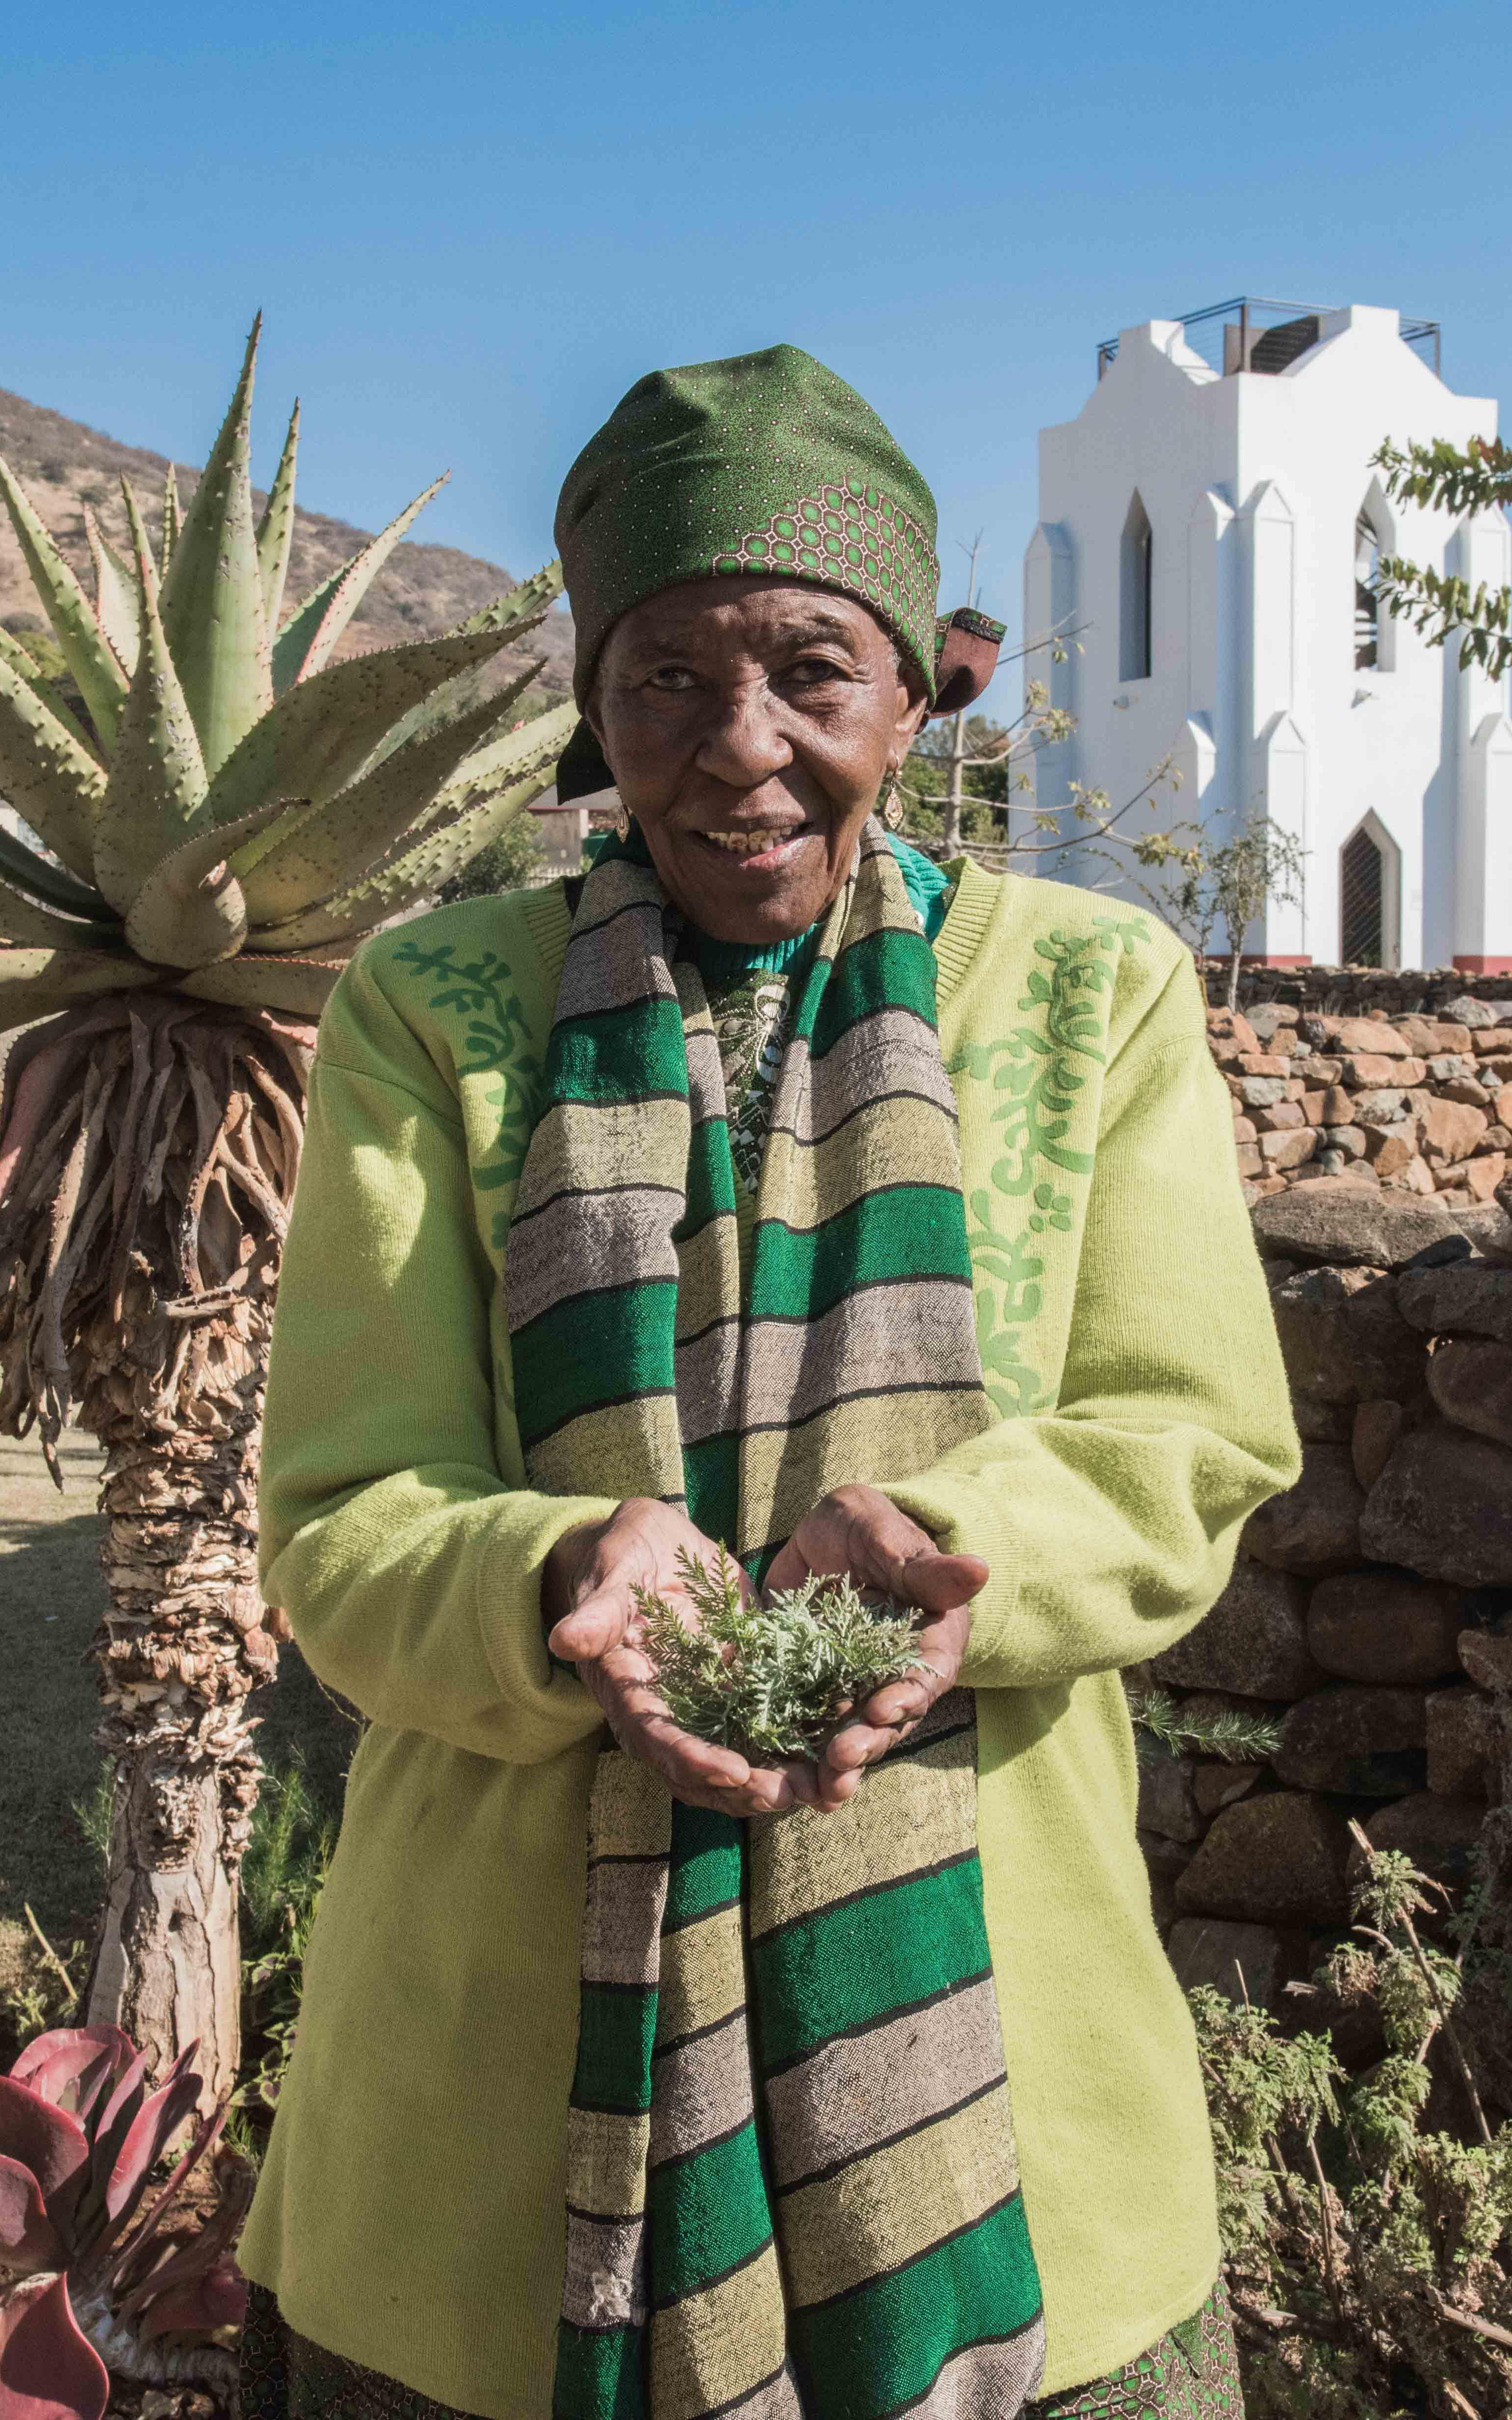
[{"x1": 874, "y1": 1469, "x2": 1023, "y2": 1684}]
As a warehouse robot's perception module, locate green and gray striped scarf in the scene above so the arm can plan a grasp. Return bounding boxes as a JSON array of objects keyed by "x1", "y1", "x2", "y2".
[{"x1": 507, "y1": 820, "x2": 1045, "y2": 2420}]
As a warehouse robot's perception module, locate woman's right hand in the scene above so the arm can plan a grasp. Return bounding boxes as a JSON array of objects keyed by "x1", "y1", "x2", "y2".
[{"x1": 543, "y1": 1499, "x2": 800, "y2": 1817}]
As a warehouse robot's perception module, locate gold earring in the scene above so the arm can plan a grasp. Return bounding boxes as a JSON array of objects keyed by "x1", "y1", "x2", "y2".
[
  {"x1": 613, "y1": 800, "x2": 631, "y2": 840},
  {"x1": 882, "y1": 772, "x2": 905, "y2": 830}
]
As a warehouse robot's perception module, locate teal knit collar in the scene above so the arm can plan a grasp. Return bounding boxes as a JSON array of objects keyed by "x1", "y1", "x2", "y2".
[{"x1": 689, "y1": 924, "x2": 819, "y2": 982}]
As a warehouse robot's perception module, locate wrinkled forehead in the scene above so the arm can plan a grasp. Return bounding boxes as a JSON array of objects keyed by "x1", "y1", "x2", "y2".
[{"x1": 600, "y1": 575, "x2": 897, "y2": 672}]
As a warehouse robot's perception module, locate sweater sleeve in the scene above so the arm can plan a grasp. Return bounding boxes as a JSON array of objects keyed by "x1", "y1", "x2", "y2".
[
  {"x1": 882, "y1": 955, "x2": 1301, "y2": 1691},
  {"x1": 258, "y1": 950, "x2": 616, "y2": 1764}
]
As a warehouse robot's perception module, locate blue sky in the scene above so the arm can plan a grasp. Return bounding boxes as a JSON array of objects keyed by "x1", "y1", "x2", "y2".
[{"x1": 5, "y1": 0, "x2": 1509, "y2": 666}]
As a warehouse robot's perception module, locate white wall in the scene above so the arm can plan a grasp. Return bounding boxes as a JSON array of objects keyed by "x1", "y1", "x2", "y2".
[{"x1": 1022, "y1": 306, "x2": 1511, "y2": 970}]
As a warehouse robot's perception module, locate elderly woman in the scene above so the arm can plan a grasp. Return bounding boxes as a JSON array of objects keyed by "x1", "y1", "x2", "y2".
[{"x1": 238, "y1": 347, "x2": 1298, "y2": 2420}]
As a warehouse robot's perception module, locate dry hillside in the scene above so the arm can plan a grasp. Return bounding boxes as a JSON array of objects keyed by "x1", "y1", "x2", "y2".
[{"x1": 0, "y1": 382, "x2": 575, "y2": 691}]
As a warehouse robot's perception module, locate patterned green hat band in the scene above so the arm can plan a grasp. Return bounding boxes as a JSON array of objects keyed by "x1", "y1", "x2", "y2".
[{"x1": 555, "y1": 344, "x2": 945, "y2": 704}]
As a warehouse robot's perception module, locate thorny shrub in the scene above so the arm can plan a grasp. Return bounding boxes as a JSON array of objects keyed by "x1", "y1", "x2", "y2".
[{"x1": 1198, "y1": 1834, "x2": 1512, "y2": 2419}]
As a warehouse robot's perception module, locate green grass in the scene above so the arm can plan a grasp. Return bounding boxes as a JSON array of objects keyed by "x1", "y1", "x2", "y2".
[{"x1": 0, "y1": 1432, "x2": 111, "y2": 1984}]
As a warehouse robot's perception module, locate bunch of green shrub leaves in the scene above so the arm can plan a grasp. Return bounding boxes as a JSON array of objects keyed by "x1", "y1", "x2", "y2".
[
  {"x1": 1194, "y1": 1834, "x2": 1512, "y2": 2418},
  {"x1": 235, "y1": 1757, "x2": 336, "y2": 2137},
  {"x1": 1127, "y1": 1682, "x2": 1282, "y2": 1766},
  {"x1": 435, "y1": 811, "x2": 546, "y2": 901},
  {"x1": 636, "y1": 1551, "x2": 921, "y2": 1761}
]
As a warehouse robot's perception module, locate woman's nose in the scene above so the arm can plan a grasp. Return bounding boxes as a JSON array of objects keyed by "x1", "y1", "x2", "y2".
[{"x1": 694, "y1": 678, "x2": 793, "y2": 788}]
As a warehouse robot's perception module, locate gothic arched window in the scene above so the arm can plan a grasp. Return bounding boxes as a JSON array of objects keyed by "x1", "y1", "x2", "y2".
[
  {"x1": 1341, "y1": 823, "x2": 1382, "y2": 962},
  {"x1": 1354, "y1": 506, "x2": 1382, "y2": 671},
  {"x1": 1340, "y1": 813, "x2": 1401, "y2": 968},
  {"x1": 1119, "y1": 492, "x2": 1152, "y2": 681}
]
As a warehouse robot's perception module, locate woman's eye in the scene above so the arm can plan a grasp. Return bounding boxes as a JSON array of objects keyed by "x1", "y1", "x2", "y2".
[
  {"x1": 646, "y1": 667, "x2": 697, "y2": 692},
  {"x1": 786, "y1": 656, "x2": 847, "y2": 687}
]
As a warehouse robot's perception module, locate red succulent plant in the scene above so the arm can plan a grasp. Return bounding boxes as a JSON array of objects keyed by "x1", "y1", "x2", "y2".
[{"x1": 0, "y1": 2024, "x2": 248, "y2": 2417}]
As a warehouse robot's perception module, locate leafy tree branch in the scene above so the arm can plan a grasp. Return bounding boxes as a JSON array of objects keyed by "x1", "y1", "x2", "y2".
[{"x1": 1373, "y1": 434, "x2": 1512, "y2": 680}]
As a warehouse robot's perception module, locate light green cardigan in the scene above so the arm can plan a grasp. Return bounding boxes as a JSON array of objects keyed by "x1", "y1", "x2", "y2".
[{"x1": 241, "y1": 860, "x2": 1298, "y2": 2413}]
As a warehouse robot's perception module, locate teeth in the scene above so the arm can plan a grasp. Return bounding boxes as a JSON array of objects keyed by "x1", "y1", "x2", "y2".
[{"x1": 701, "y1": 829, "x2": 794, "y2": 856}]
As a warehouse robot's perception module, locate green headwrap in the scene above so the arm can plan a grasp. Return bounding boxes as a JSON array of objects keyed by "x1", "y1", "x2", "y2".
[{"x1": 555, "y1": 344, "x2": 943, "y2": 706}]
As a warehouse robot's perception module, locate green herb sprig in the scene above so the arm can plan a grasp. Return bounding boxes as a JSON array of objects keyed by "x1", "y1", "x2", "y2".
[
  {"x1": 635, "y1": 1550, "x2": 922, "y2": 1761},
  {"x1": 1126, "y1": 1683, "x2": 1282, "y2": 1766}
]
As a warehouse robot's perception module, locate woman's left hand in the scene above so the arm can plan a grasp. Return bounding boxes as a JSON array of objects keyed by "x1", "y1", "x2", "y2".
[{"x1": 762, "y1": 1484, "x2": 989, "y2": 1810}]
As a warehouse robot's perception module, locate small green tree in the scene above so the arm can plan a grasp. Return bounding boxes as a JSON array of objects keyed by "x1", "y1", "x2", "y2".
[
  {"x1": 1134, "y1": 808, "x2": 1307, "y2": 1009},
  {"x1": 897, "y1": 649, "x2": 1185, "y2": 881},
  {"x1": 901, "y1": 711, "x2": 1013, "y2": 854},
  {"x1": 436, "y1": 808, "x2": 546, "y2": 900},
  {"x1": 1373, "y1": 435, "x2": 1512, "y2": 679}
]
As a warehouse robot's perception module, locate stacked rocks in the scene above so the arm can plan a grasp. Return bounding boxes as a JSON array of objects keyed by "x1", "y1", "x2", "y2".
[
  {"x1": 1209, "y1": 997, "x2": 1512, "y2": 1203},
  {"x1": 1138, "y1": 1179, "x2": 1512, "y2": 2026},
  {"x1": 1214, "y1": 964, "x2": 1512, "y2": 1023}
]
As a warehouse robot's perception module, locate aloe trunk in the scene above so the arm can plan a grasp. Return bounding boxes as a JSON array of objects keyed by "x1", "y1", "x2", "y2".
[{"x1": 88, "y1": 1422, "x2": 268, "y2": 2110}]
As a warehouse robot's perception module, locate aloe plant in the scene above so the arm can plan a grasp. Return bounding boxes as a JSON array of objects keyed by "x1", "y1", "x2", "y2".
[
  {"x1": 0, "y1": 322, "x2": 571, "y2": 2106},
  {"x1": 0, "y1": 2021, "x2": 249, "y2": 2414}
]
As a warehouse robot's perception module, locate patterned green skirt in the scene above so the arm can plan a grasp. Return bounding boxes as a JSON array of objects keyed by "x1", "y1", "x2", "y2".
[
  {"x1": 239, "y1": 2279, "x2": 1244, "y2": 2418},
  {"x1": 1031, "y1": 2282, "x2": 1244, "y2": 2418}
]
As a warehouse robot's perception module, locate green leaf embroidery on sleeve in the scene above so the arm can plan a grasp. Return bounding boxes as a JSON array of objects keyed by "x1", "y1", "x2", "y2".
[
  {"x1": 950, "y1": 915, "x2": 1147, "y2": 1416},
  {"x1": 965, "y1": 1189, "x2": 1051, "y2": 1417},
  {"x1": 392, "y1": 938, "x2": 543, "y2": 1222}
]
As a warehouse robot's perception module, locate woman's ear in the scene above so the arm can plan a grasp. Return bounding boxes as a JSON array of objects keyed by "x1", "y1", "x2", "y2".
[{"x1": 893, "y1": 666, "x2": 930, "y2": 755}]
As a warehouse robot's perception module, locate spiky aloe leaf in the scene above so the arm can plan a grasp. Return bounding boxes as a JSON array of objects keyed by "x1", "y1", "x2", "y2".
[
  {"x1": 0, "y1": 456, "x2": 129, "y2": 746},
  {"x1": 236, "y1": 665, "x2": 541, "y2": 926},
  {"x1": 459, "y1": 559, "x2": 564, "y2": 639},
  {"x1": 436, "y1": 690, "x2": 576, "y2": 806},
  {"x1": 83, "y1": 503, "x2": 139, "y2": 675},
  {"x1": 123, "y1": 798, "x2": 286, "y2": 969},
  {"x1": 356, "y1": 562, "x2": 562, "y2": 776},
  {"x1": 248, "y1": 710, "x2": 570, "y2": 951},
  {"x1": 0, "y1": 623, "x2": 101, "y2": 760},
  {"x1": 158, "y1": 316, "x2": 272, "y2": 775},
  {"x1": 269, "y1": 473, "x2": 448, "y2": 694},
  {"x1": 0, "y1": 824, "x2": 111, "y2": 920},
  {"x1": 178, "y1": 951, "x2": 349, "y2": 1017},
  {"x1": 93, "y1": 486, "x2": 210, "y2": 914},
  {"x1": 0, "y1": 881, "x2": 120, "y2": 951},
  {"x1": 339, "y1": 690, "x2": 574, "y2": 870},
  {"x1": 0, "y1": 646, "x2": 106, "y2": 882},
  {"x1": 204, "y1": 621, "x2": 520, "y2": 829},
  {"x1": 267, "y1": 562, "x2": 342, "y2": 697},
  {"x1": 160, "y1": 464, "x2": 180, "y2": 574},
  {"x1": 0, "y1": 945, "x2": 155, "y2": 1028},
  {"x1": 257, "y1": 399, "x2": 300, "y2": 635}
]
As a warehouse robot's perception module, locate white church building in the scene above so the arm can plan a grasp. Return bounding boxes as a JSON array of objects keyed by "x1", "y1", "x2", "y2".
[{"x1": 1021, "y1": 299, "x2": 1512, "y2": 971}]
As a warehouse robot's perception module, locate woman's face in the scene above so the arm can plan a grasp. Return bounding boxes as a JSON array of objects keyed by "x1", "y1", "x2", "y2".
[{"x1": 587, "y1": 578, "x2": 928, "y2": 943}]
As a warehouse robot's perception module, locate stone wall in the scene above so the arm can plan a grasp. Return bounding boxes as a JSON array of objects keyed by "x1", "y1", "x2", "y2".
[
  {"x1": 1136, "y1": 1179, "x2": 1512, "y2": 2070},
  {"x1": 1209, "y1": 966, "x2": 1512, "y2": 1020},
  {"x1": 1209, "y1": 996, "x2": 1512, "y2": 1202}
]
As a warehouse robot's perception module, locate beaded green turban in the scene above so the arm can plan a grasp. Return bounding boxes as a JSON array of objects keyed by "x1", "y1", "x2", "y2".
[{"x1": 555, "y1": 344, "x2": 945, "y2": 706}]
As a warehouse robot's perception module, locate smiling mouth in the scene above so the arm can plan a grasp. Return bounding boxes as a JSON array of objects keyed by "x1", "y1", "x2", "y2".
[{"x1": 695, "y1": 826, "x2": 812, "y2": 860}]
